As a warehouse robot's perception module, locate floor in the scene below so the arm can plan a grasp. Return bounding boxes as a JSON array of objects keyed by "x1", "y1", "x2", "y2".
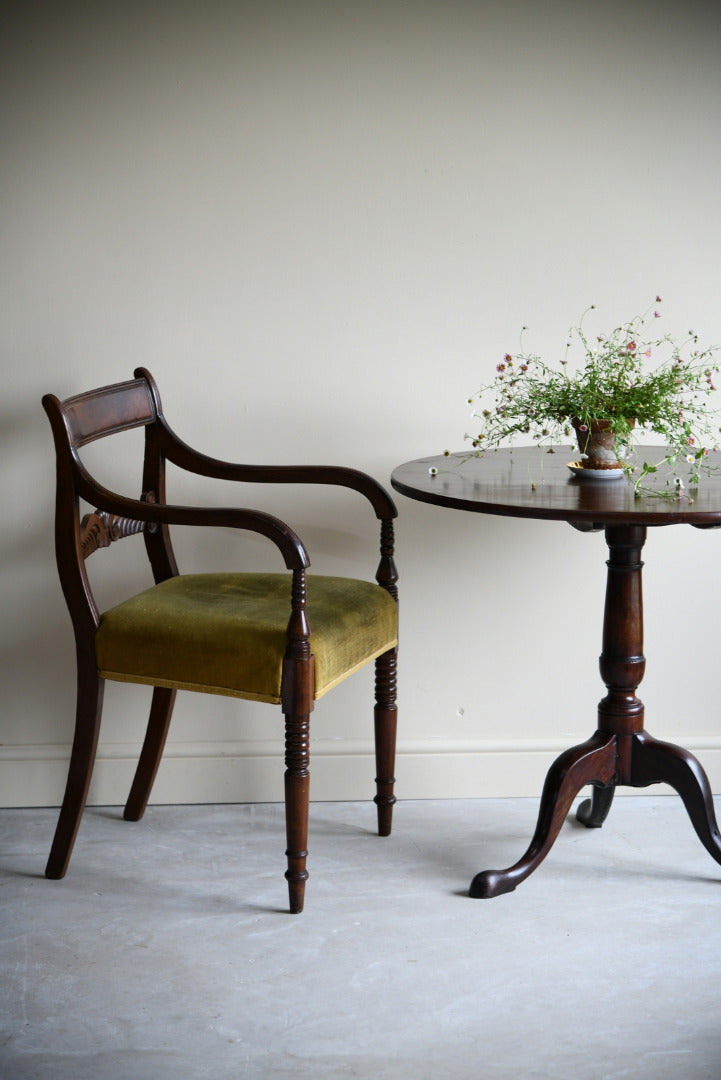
[{"x1": 2, "y1": 796, "x2": 721, "y2": 1080}]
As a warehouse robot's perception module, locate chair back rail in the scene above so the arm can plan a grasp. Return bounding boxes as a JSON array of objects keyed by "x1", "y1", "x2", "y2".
[
  {"x1": 62, "y1": 379, "x2": 156, "y2": 448},
  {"x1": 43, "y1": 382, "x2": 161, "y2": 636}
]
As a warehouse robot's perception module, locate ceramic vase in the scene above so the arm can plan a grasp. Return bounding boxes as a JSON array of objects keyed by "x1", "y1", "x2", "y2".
[{"x1": 572, "y1": 418, "x2": 631, "y2": 471}]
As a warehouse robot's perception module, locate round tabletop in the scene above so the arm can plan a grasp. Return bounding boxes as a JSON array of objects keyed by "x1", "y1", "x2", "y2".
[{"x1": 391, "y1": 447, "x2": 721, "y2": 528}]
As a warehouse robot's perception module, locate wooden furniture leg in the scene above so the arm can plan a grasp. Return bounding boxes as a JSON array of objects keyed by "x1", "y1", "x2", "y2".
[
  {"x1": 470, "y1": 525, "x2": 648, "y2": 898},
  {"x1": 284, "y1": 711, "x2": 310, "y2": 914},
  {"x1": 124, "y1": 686, "x2": 177, "y2": 821},
  {"x1": 469, "y1": 732, "x2": 617, "y2": 897},
  {"x1": 46, "y1": 661, "x2": 105, "y2": 880},
  {"x1": 281, "y1": 573, "x2": 314, "y2": 914},
  {"x1": 576, "y1": 782, "x2": 616, "y2": 828},
  {"x1": 630, "y1": 731, "x2": 721, "y2": 865},
  {"x1": 374, "y1": 647, "x2": 398, "y2": 837},
  {"x1": 471, "y1": 523, "x2": 721, "y2": 895}
]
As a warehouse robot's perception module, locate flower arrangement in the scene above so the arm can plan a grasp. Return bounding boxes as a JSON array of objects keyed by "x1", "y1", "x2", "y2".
[{"x1": 466, "y1": 298, "x2": 720, "y2": 494}]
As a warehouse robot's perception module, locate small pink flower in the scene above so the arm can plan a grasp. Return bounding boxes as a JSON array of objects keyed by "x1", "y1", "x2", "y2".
[
  {"x1": 654, "y1": 311, "x2": 661, "y2": 318},
  {"x1": 656, "y1": 295, "x2": 662, "y2": 302},
  {"x1": 496, "y1": 363, "x2": 506, "y2": 372},
  {"x1": 628, "y1": 341, "x2": 637, "y2": 352}
]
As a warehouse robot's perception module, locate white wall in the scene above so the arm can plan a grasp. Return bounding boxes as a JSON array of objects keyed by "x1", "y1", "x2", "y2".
[{"x1": 2, "y1": 0, "x2": 721, "y2": 808}]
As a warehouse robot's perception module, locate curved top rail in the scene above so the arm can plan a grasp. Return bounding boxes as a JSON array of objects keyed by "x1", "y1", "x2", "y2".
[{"x1": 46, "y1": 378, "x2": 156, "y2": 448}]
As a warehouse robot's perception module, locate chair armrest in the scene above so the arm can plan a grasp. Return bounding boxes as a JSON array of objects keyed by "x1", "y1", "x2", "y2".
[
  {"x1": 73, "y1": 462, "x2": 310, "y2": 570},
  {"x1": 134, "y1": 369, "x2": 396, "y2": 521},
  {"x1": 163, "y1": 425, "x2": 397, "y2": 519}
]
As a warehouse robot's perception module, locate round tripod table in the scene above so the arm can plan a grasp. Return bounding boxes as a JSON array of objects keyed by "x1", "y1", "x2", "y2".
[{"x1": 391, "y1": 447, "x2": 721, "y2": 897}]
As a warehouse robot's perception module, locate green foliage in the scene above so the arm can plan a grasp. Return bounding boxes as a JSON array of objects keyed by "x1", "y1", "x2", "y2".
[{"x1": 468, "y1": 299, "x2": 720, "y2": 494}]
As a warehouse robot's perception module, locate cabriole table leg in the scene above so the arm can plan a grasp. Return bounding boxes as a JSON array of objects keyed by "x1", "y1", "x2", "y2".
[
  {"x1": 470, "y1": 522, "x2": 721, "y2": 898},
  {"x1": 576, "y1": 782, "x2": 616, "y2": 828},
  {"x1": 629, "y1": 731, "x2": 721, "y2": 865},
  {"x1": 469, "y1": 732, "x2": 616, "y2": 898}
]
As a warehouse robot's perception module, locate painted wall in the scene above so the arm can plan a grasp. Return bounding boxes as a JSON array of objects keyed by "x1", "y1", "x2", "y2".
[{"x1": 2, "y1": 0, "x2": 720, "y2": 808}]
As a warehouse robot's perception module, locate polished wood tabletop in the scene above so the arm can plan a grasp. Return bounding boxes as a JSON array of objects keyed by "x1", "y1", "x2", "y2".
[
  {"x1": 391, "y1": 447, "x2": 721, "y2": 528},
  {"x1": 391, "y1": 445, "x2": 721, "y2": 899}
]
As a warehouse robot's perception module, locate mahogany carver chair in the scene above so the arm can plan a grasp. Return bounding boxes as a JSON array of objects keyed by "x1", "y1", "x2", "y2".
[{"x1": 42, "y1": 368, "x2": 398, "y2": 913}]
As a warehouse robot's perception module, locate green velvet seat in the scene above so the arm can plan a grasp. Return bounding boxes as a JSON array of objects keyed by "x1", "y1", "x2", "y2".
[
  {"x1": 42, "y1": 369, "x2": 399, "y2": 913},
  {"x1": 96, "y1": 572, "x2": 398, "y2": 704}
]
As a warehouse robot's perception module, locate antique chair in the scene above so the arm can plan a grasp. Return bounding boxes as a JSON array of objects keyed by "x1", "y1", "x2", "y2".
[{"x1": 42, "y1": 368, "x2": 398, "y2": 913}]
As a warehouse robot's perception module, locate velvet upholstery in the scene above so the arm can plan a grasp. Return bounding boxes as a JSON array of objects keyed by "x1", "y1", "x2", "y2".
[{"x1": 96, "y1": 572, "x2": 398, "y2": 704}]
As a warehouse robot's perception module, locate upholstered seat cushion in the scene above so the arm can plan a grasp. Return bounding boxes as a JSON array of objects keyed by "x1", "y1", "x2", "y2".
[{"x1": 95, "y1": 572, "x2": 398, "y2": 704}]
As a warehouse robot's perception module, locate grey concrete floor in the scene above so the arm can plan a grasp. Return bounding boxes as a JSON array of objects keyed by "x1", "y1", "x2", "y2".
[{"x1": 2, "y1": 796, "x2": 721, "y2": 1080}]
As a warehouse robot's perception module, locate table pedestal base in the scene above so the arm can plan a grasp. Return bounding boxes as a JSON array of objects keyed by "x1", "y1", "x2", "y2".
[
  {"x1": 470, "y1": 523, "x2": 721, "y2": 899},
  {"x1": 470, "y1": 729, "x2": 721, "y2": 898}
]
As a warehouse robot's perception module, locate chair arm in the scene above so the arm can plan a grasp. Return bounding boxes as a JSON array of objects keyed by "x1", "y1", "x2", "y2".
[
  {"x1": 73, "y1": 464, "x2": 310, "y2": 570},
  {"x1": 167, "y1": 431, "x2": 396, "y2": 518},
  {"x1": 148, "y1": 411, "x2": 397, "y2": 521}
]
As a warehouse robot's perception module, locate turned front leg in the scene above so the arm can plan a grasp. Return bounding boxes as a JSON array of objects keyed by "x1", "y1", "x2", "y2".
[
  {"x1": 284, "y1": 710, "x2": 311, "y2": 914},
  {"x1": 374, "y1": 647, "x2": 398, "y2": 837},
  {"x1": 281, "y1": 570, "x2": 314, "y2": 914}
]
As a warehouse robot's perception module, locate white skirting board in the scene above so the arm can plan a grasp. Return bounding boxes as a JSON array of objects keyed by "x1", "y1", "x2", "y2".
[{"x1": 2, "y1": 737, "x2": 721, "y2": 807}]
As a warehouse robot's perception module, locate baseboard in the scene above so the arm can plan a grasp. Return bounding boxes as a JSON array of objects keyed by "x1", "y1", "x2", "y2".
[{"x1": 3, "y1": 737, "x2": 721, "y2": 807}]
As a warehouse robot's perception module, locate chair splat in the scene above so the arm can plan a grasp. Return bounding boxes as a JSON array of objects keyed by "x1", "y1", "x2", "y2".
[{"x1": 79, "y1": 509, "x2": 147, "y2": 559}]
